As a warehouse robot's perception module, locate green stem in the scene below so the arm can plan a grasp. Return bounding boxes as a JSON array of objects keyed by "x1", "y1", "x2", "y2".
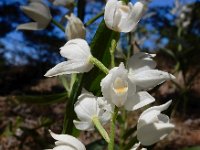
[
  {"x1": 92, "y1": 116, "x2": 110, "y2": 143},
  {"x1": 119, "y1": 108, "x2": 127, "y2": 149},
  {"x1": 85, "y1": 10, "x2": 104, "y2": 27},
  {"x1": 126, "y1": 32, "x2": 133, "y2": 66},
  {"x1": 89, "y1": 56, "x2": 109, "y2": 74},
  {"x1": 51, "y1": 18, "x2": 65, "y2": 32},
  {"x1": 108, "y1": 106, "x2": 119, "y2": 150},
  {"x1": 62, "y1": 74, "x2": 83, "y2": 134},
  {"x1": 58, "y1": 75, "x2": 70, "y2": 93},
  {"x1": 177, "y1": 26, "x2": 182, "y2": 52},
  {"x1": 109, "y1": 33, "x2": 120, "y2": 68}
]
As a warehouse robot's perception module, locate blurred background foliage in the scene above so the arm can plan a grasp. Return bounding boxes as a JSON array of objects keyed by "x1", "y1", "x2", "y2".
[{"x1": 0, "y1": 0, "x2": 200, "y2": 149}]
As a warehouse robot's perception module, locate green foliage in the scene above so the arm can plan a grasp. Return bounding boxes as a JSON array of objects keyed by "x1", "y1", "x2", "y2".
[
  {"x1": 181, "y1": 146, "x2": 200, "y2": 150},
  {"x1": 15, "y1": 92, "x2": 68, "y2": 105},
  {"x1": 86, "y1": 139, "x2": 107, "y2": 150}
]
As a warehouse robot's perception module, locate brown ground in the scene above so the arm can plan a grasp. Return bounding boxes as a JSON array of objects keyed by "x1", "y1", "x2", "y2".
[{"x1": 0, "y1": 60, "x2": 200, "y2": 149}]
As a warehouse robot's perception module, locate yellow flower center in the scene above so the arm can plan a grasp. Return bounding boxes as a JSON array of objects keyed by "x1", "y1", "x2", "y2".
[{"x1": 113, "y1": 77, "x2": 128, "y2": 94}]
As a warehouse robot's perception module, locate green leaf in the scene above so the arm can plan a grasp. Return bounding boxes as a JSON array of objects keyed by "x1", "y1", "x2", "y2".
[
  {"x1": 160, "y1": 48, "x2": 177, "y2": 61},
  {"x1": 84, "y1": 20, "x2": 119, "y2": 94},
  {"x1": 2, "y1": 122, "x2": 13, "y2": 136},
  {"x1": 86, "y1": 139, "x2": 119, "y2": 150},
  {"x1": 122, "y1": 125, "x2": 137, "y2": 140},
  {"x1": 181, "y1": 146, "x2": 200, "y2": 150},
  {"x1": 89, "y1": 73, "x2": 105, "y2": 95},
  {"x1": 86, "y1": 139, "x2": 107, "y2": 150},
  {"x1": 15, "y1": 92, "x2": 68, "y2": 105},
  {"x1": 62, "y1": 74, "x2": 83, "y2": 134},
  {"x1": 124, "y1": 136, "x2": 138, "y2": 150},
  {"x1": 58, "y1": 75, "x2": 70, "y2": 92}
]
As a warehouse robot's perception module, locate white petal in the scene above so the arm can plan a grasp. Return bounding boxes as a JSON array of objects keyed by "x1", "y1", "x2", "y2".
[
  {"x1": 100, "y1": 73, "x2": 113, "y2": 102},
  {"x1": 111, "y1": 5, "x2": 123, "y2": 32},
  {"x1": 124, "y1": 91, "x2": 155, "y2": 111},
  {"x1": 16, "y1": 22, "x2": 45, "y2": 30},
  {"x1": 73, "y1": 120, "x2": 94, "y2": 131},
  {"x1": 97, "y1": 97, "x2": 113, "y2": 124},
  {"x1": 104, "y1": 0, "x2": 118, "y2": 30},
  {"x1": 44, "y1": 60, "x2": 93, "y2": 77},
  {"x1": 127, "y1": 78, "x2": 136, "y2": 96},
  {"x1": 137, "y1": 122, "x2": 174, "y2": 146},
  {"x1": 127, "y1": 52, "x2": 156, "y2": 74},
  {"x1": 98, "y1": 99, "x2": 113, "y2": 124},
  {"x1": 49, "y1": 130, "x2": 86, "y2": 150},
  {"x1": 110, "y1": 63, "x2": 128, "y2": 81},
  {"x1": 130, "y1": 70, "x2": 175, "y2": 90},
  {"x1": 60, "y1": 39, "x2": 91, "y2": 59},
  {"x1": 74, "y1": 93, "x2": 99, "y2": 121},
  {"x1": 120, "y1": 1, "x2": 145, "y2": 32}
]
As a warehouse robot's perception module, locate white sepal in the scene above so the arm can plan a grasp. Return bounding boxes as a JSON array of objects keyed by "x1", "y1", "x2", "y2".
[
  {"x1": 129, "y1": 69, "x2": 175, "y2": 90},
  {"x1": 48, "y1": 130, "x2": 86, "y2": 150},
  {"x1": 127, "y1": 52, "x2": 156, "y2": 74},
  {"x1": 127, "y1": 52, "x2": 175, "y2": 90}
]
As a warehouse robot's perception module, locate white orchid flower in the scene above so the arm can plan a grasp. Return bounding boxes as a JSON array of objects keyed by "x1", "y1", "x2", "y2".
[
  {"x1": 53, "y1": 0, "x2": 74, "y2": 8},
  {"x1": 104, "y1": 0, "x2": 146, "y2": 32},
  {"x1": 101, "y1": 52, "x2": 175, "y2": 110},
  {"x1": 65, "y1": 14, "x2": 86, "y2": 40},
  {"x1": 137, "y1": 100, "x2": 175, "y2": 146},
  {"x1": 47, "y1": 130, "x2": 86, "y2": 150},
  {"x1": 101, "y1": 62, "x2": 155, "y2": 110},
  {"x1": 127, "y1": 52, "x2": 175, "y2": 90},
  {"x1": 17, "y1": 1, "x2": 52, "y2": 30},
  {"x1": 73, "y1": 90, "x2": 112, "y2": 131},
  {"x1": 44, "y1": 39, "x2": 94, "y2": 77}
]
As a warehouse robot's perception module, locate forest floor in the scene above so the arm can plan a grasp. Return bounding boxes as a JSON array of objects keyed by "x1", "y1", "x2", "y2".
[{"x1": 0, "y1": 61, "x2": 200, "y2": 150}]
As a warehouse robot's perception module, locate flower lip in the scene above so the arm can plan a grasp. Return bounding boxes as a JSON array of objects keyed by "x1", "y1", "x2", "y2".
[{"x1": 113, "y1": 77, "x2": 128, "y2": 94}]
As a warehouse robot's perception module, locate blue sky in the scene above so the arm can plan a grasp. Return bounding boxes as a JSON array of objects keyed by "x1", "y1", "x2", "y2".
[{"x1": 0, "y1": 0, "x2": 198, "y2": 65}]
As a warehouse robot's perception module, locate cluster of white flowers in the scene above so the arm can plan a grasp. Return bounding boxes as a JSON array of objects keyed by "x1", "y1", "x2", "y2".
[
  {"x1": 171, "y1": 0, "x2": 192, "y2": 28},
  {"x1": 17, "y1": 0, "x2": 176, "y2": 149}
]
